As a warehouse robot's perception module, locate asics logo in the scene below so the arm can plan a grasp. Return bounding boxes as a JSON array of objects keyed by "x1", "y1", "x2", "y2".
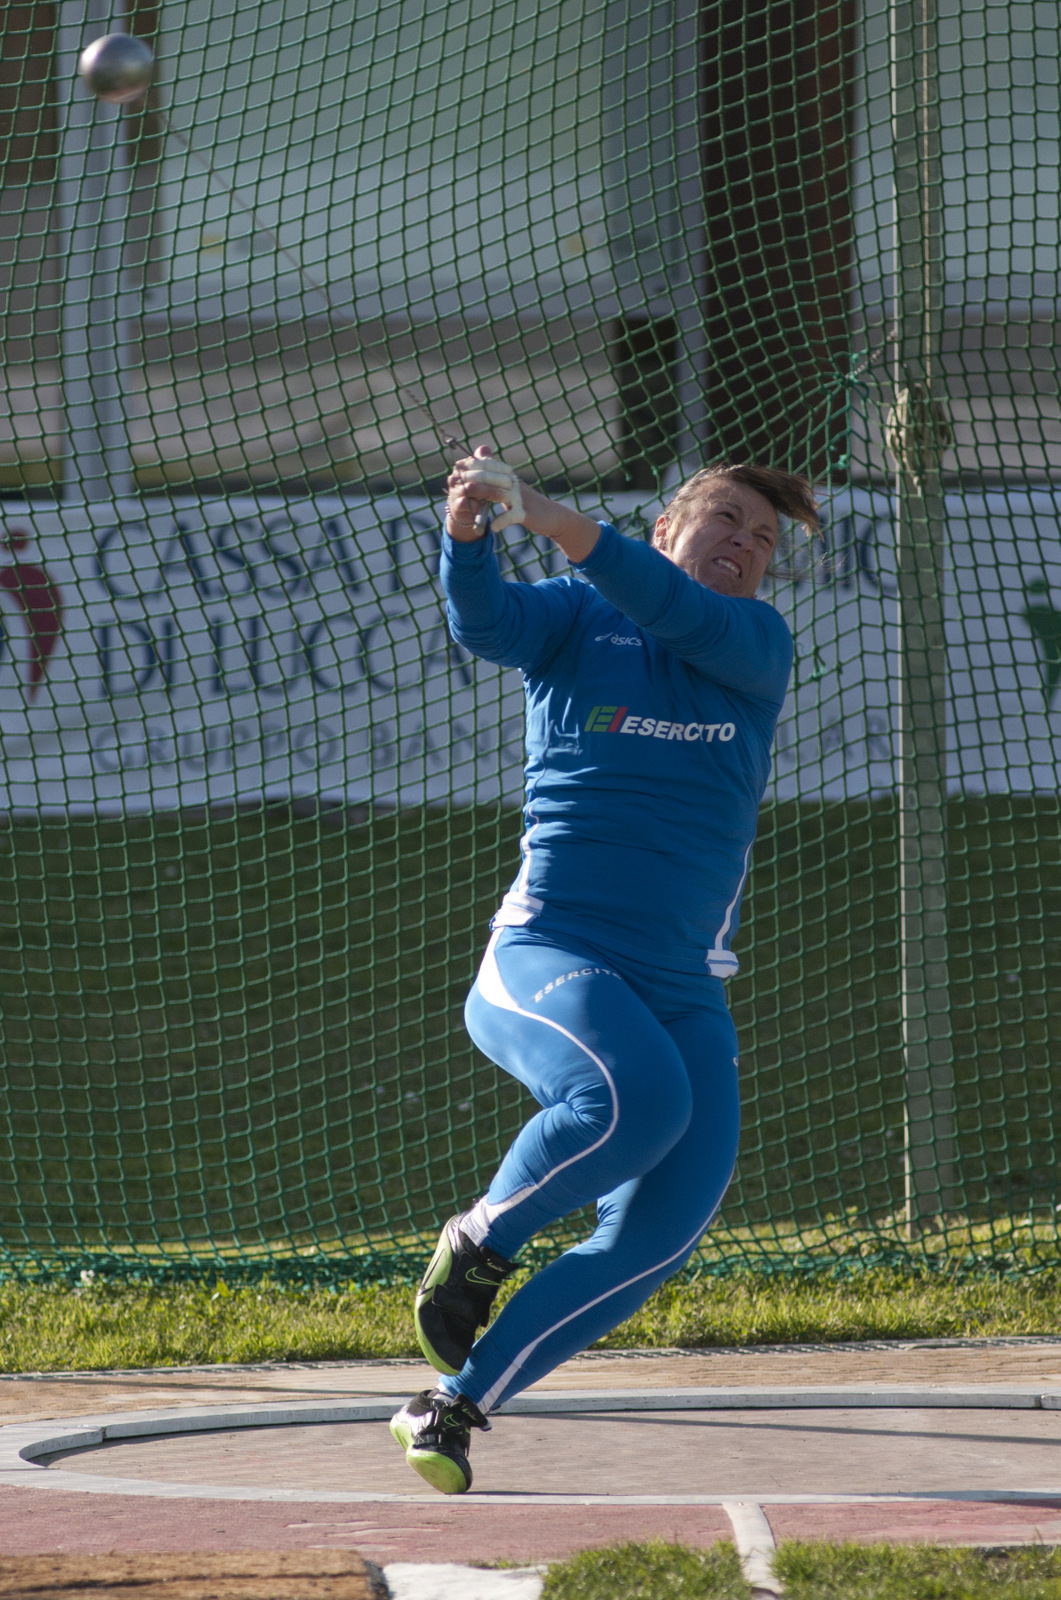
[{"x1": 594, "y1": 631, "x2": 642, "y2": 646}]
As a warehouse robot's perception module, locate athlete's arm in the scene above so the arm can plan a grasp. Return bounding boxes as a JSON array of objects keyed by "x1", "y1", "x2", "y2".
[
  {"x1": 445, "y1": 447, "x2": 790, "y2": 696},
  {"x1": 443, "y1": 448, "x2": 590, "y2": 671},
  {"x1": 441, "y1": 530, "x2": 586, "y2": 672},
  {"x1": 574, "y1": 524, "x2": 792, "y2": 702}
]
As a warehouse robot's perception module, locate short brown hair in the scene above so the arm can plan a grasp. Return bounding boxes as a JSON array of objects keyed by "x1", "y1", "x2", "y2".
[{"x1": 655, "y1": 462, "x2": 821, "y2": 548}]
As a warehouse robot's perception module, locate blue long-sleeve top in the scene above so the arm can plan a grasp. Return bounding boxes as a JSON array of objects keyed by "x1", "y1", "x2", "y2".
[{"x1": 441, "y1": 521, "x2": 793, "y2": 975}]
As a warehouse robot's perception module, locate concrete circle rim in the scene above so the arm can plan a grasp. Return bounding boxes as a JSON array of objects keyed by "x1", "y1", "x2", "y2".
[{"x1": 5, "y1": 1385, "x2": 1061, "y2": 1506}]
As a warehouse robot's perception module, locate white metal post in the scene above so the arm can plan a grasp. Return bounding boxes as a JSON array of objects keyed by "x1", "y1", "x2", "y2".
[
  {"x1": 601, "y1": 0, "x2": 707, "y2": 478},
  {"x1": 55, "y1": 1, "x2": 135, "y2": 504}
]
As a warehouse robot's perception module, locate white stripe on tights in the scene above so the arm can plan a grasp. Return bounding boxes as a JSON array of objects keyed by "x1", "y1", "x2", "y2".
[
  {"x1": 478, "y1": 1214, "x2": 718, "y2": 1414},
  {"x1": 471, "y1": 930, "x2": 620, "y2": 1228}
]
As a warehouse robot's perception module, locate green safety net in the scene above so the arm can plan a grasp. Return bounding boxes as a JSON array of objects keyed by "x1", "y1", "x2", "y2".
[{"x1": 0, "y1": 0, "x2": 1059, "y2": 1285}]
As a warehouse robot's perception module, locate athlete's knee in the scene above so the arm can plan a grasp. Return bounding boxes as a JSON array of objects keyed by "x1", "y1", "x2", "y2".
[{"x1": 563, "y1": 1074, "x2": 613, "y2": 1135}]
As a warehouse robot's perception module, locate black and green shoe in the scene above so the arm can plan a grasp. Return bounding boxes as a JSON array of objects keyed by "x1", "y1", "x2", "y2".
[
  {"x1": 389, "y1": 1388, "x2": 491, "y2": 1494},
  {"x1": 414, "y1": 1214, "x2": 517, "y2": 1375}
]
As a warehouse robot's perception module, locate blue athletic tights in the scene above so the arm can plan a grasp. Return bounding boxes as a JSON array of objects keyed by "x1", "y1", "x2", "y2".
[{"x1": 435, "y1": 925, "x2": 741, "y2": 1412}]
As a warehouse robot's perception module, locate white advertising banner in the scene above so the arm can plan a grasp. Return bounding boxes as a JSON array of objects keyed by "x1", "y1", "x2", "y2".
[
  {"x1": 0, "y1": 495, "x2": 563, "y2": 816},
  {"x1": 764, "y1": 487, "x2": 1061, "y2": 800},
  {"x1": 0, "y1": 489, "x2": 1058, "y2": 815}
]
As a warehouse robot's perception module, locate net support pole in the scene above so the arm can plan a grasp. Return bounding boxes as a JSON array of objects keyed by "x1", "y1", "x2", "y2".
[
  {"x1": 669, "y1": 0, "x2": 706, "y2": 475},
  {"x1": 602, "y1": 0, "x2": 706, "y2": 480},
  {"x1": 55, "y1": 1, "x2": 135, "y2": 504},
  {"x1": 889, "y1": 0, "x2": 957, "y2": 1232}
]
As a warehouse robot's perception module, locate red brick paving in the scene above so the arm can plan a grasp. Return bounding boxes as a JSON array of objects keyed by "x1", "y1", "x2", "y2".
[
  {"x1": 0, "y1": 1487, "x2": 733, "y2": 1563},
  {"x1": 3, "y1": 1487, "x2": 1061, "y2": 1564},
  {"x1": 764, "y1": 1498, "x2": 1061, "y2": 1548}
]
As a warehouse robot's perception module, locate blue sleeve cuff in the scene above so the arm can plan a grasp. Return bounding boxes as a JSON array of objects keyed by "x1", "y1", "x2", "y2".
[{"x1": 441, "y1": 526, "x2": 496, "y2": 562}]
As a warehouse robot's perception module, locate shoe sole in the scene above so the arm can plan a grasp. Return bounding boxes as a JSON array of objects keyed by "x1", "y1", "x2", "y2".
[
  {"x1": 389, "y1": 1415, "x2": 471, "y2": 1495},
  {"x1": 413, "y1": 1220, "x2": 462, "y2": 1376}
]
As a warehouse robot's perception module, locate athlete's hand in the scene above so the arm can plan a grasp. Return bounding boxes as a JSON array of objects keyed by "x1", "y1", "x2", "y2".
[
  {"x1": 446, "y1": 446, "x2": 526, "y2": 540},
  {"x1": 447, "y1": 444, "x2": 601, "y2": 562}
]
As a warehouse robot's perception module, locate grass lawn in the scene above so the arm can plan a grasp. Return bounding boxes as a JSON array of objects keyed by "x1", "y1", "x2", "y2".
[
  {"x1": 542, "y1": 1542, "x2": 1061, "y2": 1600},
  {"x1": 543, "y1": 1541, "x2": 747, "y2": 1599},
  {"x1": 2, "y1": 1267, "x2": 1060, "y2": 1372}
]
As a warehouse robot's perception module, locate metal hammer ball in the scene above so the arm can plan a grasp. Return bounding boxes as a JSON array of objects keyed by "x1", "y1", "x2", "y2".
[{"x1": 78, "y1": 34, "x2": 155, "y2": 105}]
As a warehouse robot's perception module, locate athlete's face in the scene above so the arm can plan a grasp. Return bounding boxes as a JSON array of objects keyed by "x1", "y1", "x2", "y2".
[{"x1": 653, "y1": 481, "x2": 778, "y2": 598}]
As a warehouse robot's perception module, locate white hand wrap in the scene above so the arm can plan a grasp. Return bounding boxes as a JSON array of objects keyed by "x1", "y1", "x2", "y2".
[{"x1": 460, "y1": 458, "x2": 525, "y2": 532}]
